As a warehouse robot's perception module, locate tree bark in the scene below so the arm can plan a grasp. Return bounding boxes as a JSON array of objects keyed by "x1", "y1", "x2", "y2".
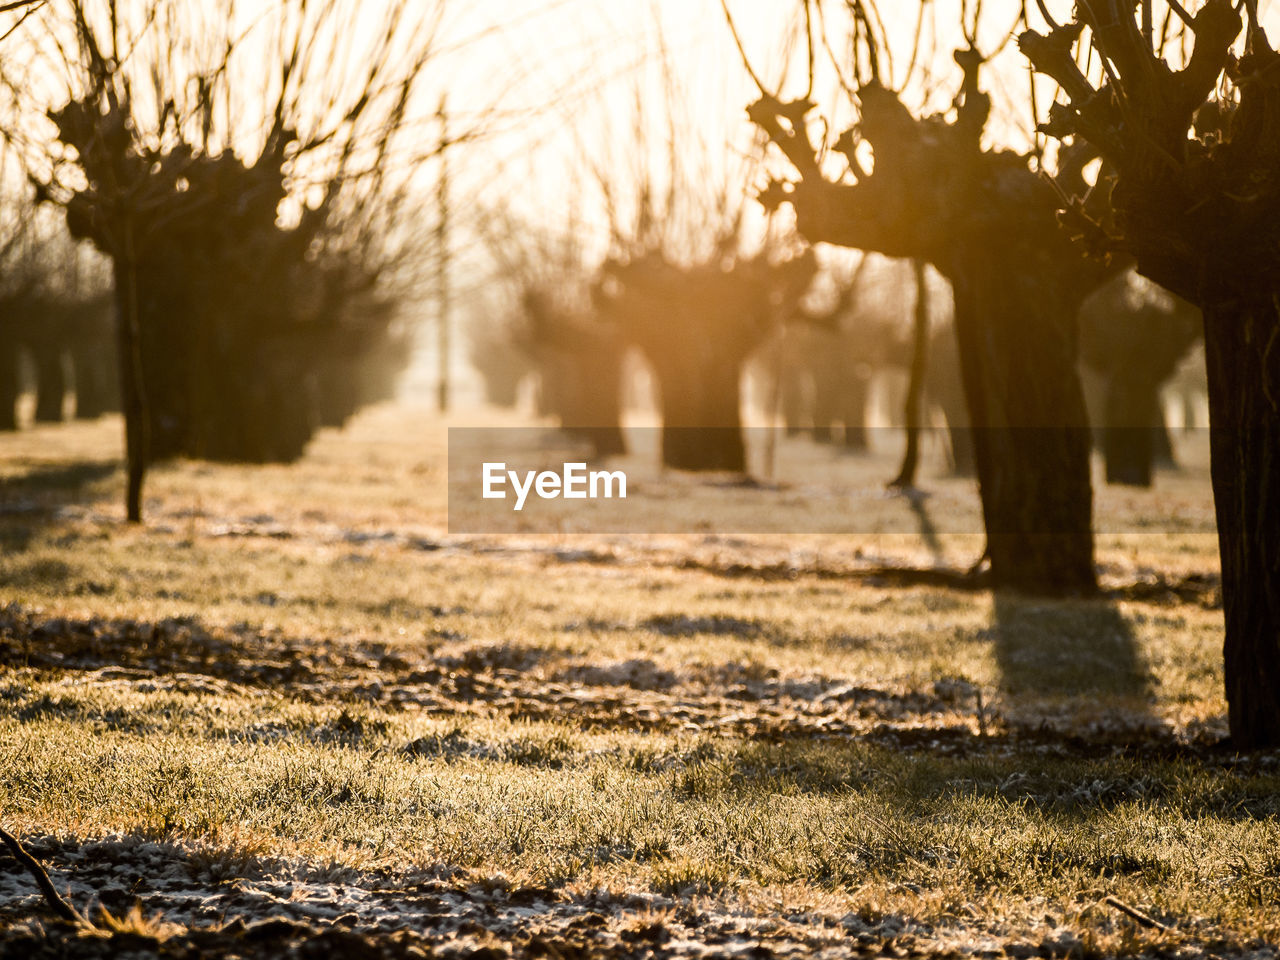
[
  {"x1": 948, "y1": 260, "x2": 1096, "y2": 596},
  {"x1": 1202, "y1": 297, "x2": 1280, "y2": 749}
]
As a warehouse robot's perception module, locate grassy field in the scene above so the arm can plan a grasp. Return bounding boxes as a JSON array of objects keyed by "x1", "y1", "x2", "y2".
[{"x1": 0, "y1": 405, "x2": 1276, "y2": 959}]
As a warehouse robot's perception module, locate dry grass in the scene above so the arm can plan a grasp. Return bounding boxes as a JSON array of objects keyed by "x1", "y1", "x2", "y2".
[{"x1": 0, "y1": 404, "x2": 1272, "y2": 957}]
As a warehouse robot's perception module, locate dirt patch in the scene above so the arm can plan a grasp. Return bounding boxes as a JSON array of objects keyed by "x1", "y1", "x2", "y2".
[
  {"x1": 1, "y1": 604, "x2": 1239, "y2": 759},
  {"x1": 640, "y1": 614, "x2": 774, "y2": 639},
  {"x1": 0, "y1": 833, "x2": 972, "y2": 959}
]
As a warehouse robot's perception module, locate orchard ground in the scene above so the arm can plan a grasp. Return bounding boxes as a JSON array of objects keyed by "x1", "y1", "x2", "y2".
[{"x1": 0, "y1": 404, "x2": 1275, "y2": 959}]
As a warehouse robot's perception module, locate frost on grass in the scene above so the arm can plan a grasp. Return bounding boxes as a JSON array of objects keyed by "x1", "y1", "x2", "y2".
[{"x1": 0, "y1": 412, "x2": 1265, "y2": 958}]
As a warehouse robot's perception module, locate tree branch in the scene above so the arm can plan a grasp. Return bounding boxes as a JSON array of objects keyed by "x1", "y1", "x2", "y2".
[{"x1": 0, "y1": 827, "x2": 90, "y2": 927}]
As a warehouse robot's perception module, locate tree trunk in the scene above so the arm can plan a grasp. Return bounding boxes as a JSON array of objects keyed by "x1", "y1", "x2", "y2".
[
  {"x1": 1202, "y1": 298, "x2": 1280, "y2": 749},
  {"x1": 539, "y1": 333, "x2": 627, "y2": 459},
  {"x1": 1103, "y1": 375, "x2": 1162, "y2": 487},
  {"x1": 568, "y1": 336, "x2": 627, "y2": 458},
  {"x1": 32, "y1": 342, "x2": 67, "y2": 423},
  {"x1": 115, "y1": 241, "x2": 149, "y2": 524},
  {"x1": 949, "y1": 266, "x2": 1096, "y2": 596},
  {"x1": 1153, "y1": 414, "x2": 1176, "y2": 469},
  {"x1": 748, "y1": 76, "x2": 1102, "y2": 595},
  {"x1": 0, "y1": 337, "x2": 18, "y2": 431},
  {"x1": 652, "y1": 353, "x2": 746, "y2": 472},
  {"x1": 840, "y1": 374, "x2": 869, "y2": 450},
  {"x1": 926, "y1": 328, "x2": 973, "y2": 475},
  {"x1": 890, "y1": 262, "x2": 930, "y2": 488}
]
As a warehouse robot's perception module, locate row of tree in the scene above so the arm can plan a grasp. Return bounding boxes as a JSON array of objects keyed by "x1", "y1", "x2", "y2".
[
  {"x1": 478, "y1": 0, "x2": 1280, "y2": 749},
  {"x1": 0, "y1": 234, "x2": 117, "y2": 427},
  {"x1": 0, "y1": 1, "x2": 448, "y2": 519},
  {"x1": 741, "y1": 0, "x2": 1280, "y2": 747},
  {"x1": 475, "y1": 247, "x2": 1204, "y2": 489}
]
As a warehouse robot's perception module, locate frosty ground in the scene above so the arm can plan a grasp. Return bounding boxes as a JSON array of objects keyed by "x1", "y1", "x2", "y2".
[{"x1": 0, "y1": 406, "x2": 1276, "y2": 958}]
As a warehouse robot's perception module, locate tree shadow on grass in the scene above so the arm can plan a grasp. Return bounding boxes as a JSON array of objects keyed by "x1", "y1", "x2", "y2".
[
  {"x1": 900, "y1": 486, "x2": 946, "y2": 566},
  {"x1": 0, "y1": 460, "x2": 117, "y2": 553},
  {"x1": 991, "y1": 591, "x2": 1159, "y2": 731}
]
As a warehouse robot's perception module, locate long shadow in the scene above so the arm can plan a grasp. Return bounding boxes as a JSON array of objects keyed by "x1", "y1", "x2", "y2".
[
  {"x1": 0, "y1": 460, "x2": 117, "y2": 553},
  {"x1": 991, "y1": 590, "x2": 1158, "y2": 727},
  {"x1": 900, "y1": 486, "x2": 946, "y2": 566}
]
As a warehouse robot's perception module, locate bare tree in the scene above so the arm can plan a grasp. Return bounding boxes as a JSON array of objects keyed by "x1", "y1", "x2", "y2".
[
  {"x1": 596, "y1": 218, "x2": 816, "y2": 473},
  {"x1": 0, "y1": 0, "x2": 453, "y2": 520},
  {"x1": 743, "y1": 3, "x2": 1112, "y2": 594},
  {"x1": 473, "y1": 204, "x2": 629, "y2": 458},
  {"x1": 1019, "y1": 0, "x2": 1280, "y2": 746},
  {"x1": 1078, "y1": 272, "x2": 1201, "y2": 487}
]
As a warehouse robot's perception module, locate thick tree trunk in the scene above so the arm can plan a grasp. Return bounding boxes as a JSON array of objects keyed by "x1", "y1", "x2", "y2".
[
  {"x1": 949, "y1": 267, "x2": 1096, "y2": 596},
  {"x1": 0, "y1": 337, "x2": 18, "y2": 431},
  {"x1": 1202, "y1": 298, "x2": 1280, "y2": 749},
  {"x1": 573, "y1": 336, "x2": 627, "y2": 459},
  {"x1": 1154, "y1": 415, "x2": 1176, "y2": 469},
  {"x1": 539, "y1": 334, "x2": 627, "y2": 459},
  {"x1": 652, "y1": 353, "x2": 746, "y2": 472},
  {"x1": 947, "y1": 425, "x2": 975, "y2": 477},
  {"x1": 926, "y1": 329, "x2": 973, "y2": 475},
  {"x1": 32, "y1": 342, "x2": 67, "y2": 423},
  {"x1": 70, "y1": 339, "x2": 118, "y2": 419},
  {"x1": 1103, "y1": 375, "x2": 1163, "y2": 487}
]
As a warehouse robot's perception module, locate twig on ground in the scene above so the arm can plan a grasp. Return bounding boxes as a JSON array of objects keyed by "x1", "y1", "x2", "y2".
[
  {"x1": 0, "y1": 826, "x2": 92, "y2": 926},
  {"x1": 1103, "y1": 895, "x2": 1170, "y2": 932}
]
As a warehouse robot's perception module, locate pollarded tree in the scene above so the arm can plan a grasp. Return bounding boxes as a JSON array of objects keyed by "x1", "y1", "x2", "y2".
[
  {"x1": 595, "y1": 230, "x2": 816, "y2": 473},
  {"x1": 474, "y1": 207, "x2": 629, "y2": 459},
  {"x1": 0, "y1": 203, "x2": 114, "y2": 429},
  {"x1": 522, "y1": 287, "x2": 628, "y2": 459},
  {"x1": 774, "y1": 258, "x2": 883, "y2": 451},
  {"x1": 744, "y1": 8, "x2": 1113, "y2": 594},
  {"x1": 1018, "y1": 0, "x2": 1280, "y2": 747},
  {"x1": 1078, "y1": 272, "x2": 1201, "y2": 487},
  {"x1": 3, "y1": 0, "x2": 450, "y2": 520}
]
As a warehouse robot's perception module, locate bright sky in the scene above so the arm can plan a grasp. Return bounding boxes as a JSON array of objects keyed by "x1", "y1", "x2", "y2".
[
  {"x1": 0, "y1": 0, "x2": 1257, "y2": 398},
  {"x1": 2, "y1": 1, "x2": 1266, "y2": 311},
  {"x1": 431, "y1": 0, "x2": 1065, "y2": 244}
]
